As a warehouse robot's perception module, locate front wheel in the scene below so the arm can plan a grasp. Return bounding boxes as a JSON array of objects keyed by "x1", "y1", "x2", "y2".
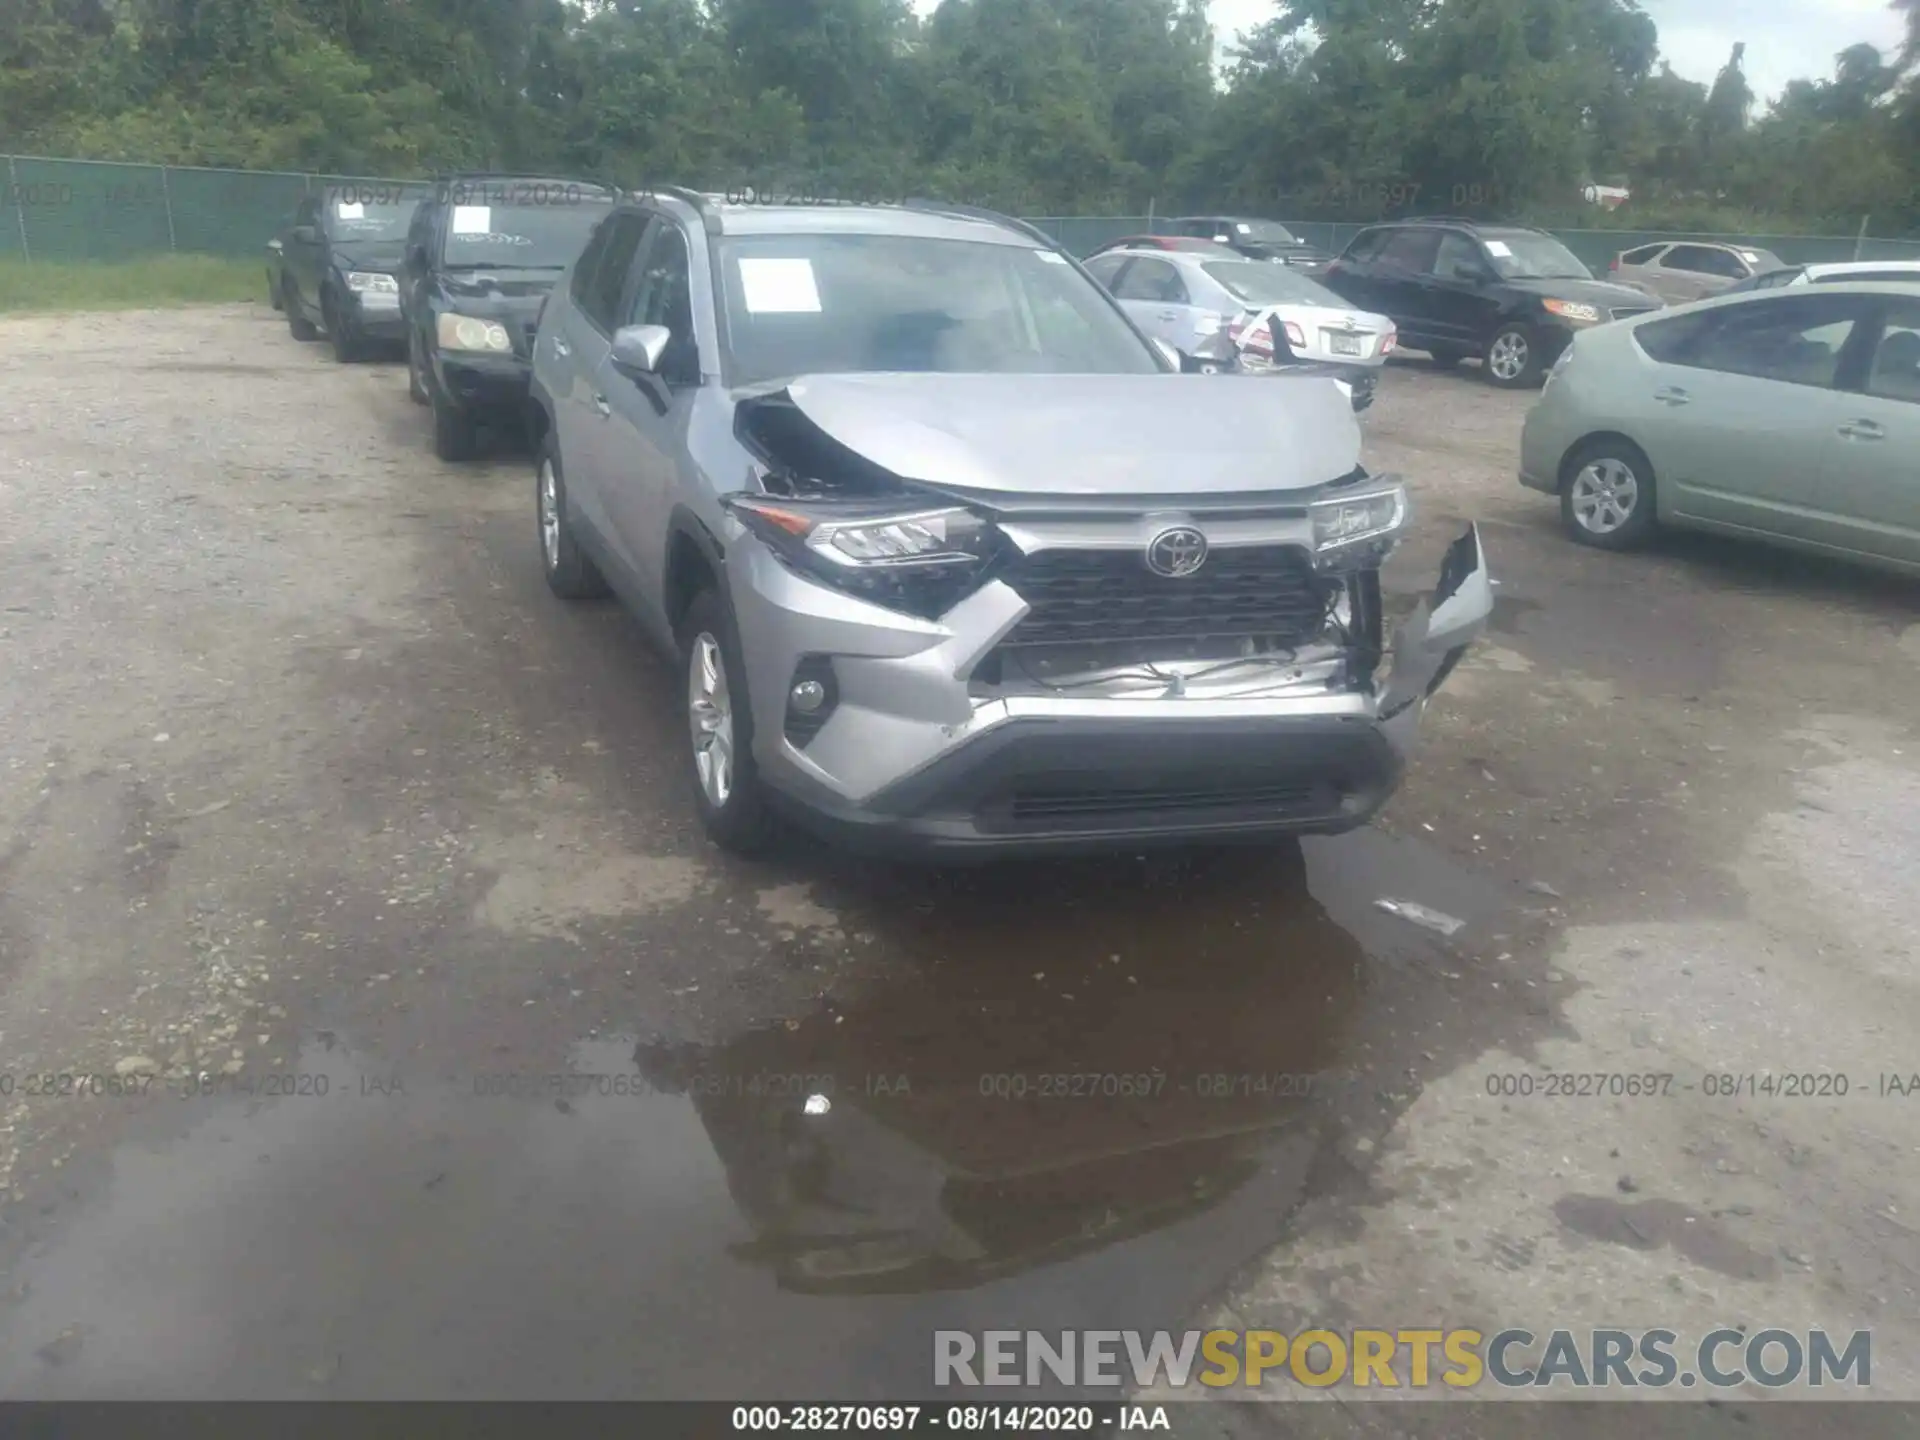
[
  {"x1": 678, "y1": 588, "x2": 778, "y2": 856},
  {"x1": 536, "y1": 434, "x2": 610, "y2": 600},
  {"x1": 284, "y1": 280, "x2": 318, "y2": 341},
  {"x1": 431, "y1": 389, "x2": 479, "y2": 462},
  {"x1": 1561, "y1": 440, "x2": 1657, "y2": 550},
  {"x1": 1484, "y1": 324, "x2": 1544, "y2": 388},
  {"x1": 326, "y1": 295, "x2": 362, "y2": 363},
  {"x1": 406, "y1": 329, "x2": 429, "y2": 405}
]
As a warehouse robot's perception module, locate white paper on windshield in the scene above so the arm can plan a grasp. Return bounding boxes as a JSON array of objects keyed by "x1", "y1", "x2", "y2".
[
  {"x1": 1484, "y1": 240, "x2": 1514, "y2": 258},
  {"x1": 1739, "y1": 250, "x2": 1760, "y2": 263},
  {"x1": 451, "y1": 206, "x2": 491, "y2": 235},
  {"x1": 335, "y1": 201, "x2": 365, "y2": 220},
  {"x1": 738, "y1": 258, "x2": 822, "y2": 314},
  {"x1": 1235, "y1": 223, "x2": 1251, "y2": 234},
  {"x1": 1034, "y1": 249, "x2": 1067, "y2": 264}
]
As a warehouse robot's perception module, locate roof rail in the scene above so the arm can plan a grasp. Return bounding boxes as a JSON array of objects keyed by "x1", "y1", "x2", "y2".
[
  {"x1": 899, "y1": 198, "x2": 1059, "y2": 249},
  {"x1": 633, "y1": 183, "x2": 726, "y2": 234},
  {"x1": 1399, "y1": 214, "x2": 1484, "y2": 225}
]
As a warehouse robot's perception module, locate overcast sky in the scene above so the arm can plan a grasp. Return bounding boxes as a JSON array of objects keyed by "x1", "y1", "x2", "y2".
[
  {"x1": 1204, "y1": 0, "x2": 1907, "y2": 102},
  {"x1": 909, "y1": 0, "x2": 1908, "y2": 106}
]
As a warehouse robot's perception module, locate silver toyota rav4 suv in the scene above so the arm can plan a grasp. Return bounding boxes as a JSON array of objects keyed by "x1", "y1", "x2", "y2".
[{"x1": 528, "y1": 189, "x2": 1492, "y2": 857}]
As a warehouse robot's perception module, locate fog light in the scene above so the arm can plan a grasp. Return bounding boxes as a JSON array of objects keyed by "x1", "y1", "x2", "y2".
[{"x1": 784, "y1": 656, "x2": 839, "y2": 747}]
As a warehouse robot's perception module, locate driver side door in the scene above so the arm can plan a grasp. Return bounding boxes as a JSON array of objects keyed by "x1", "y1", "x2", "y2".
[
  {"x1": 597, "y1": 217, "x2": 703, "y2": 635},
  {"x1": 1418, "y1": 232, "x2": 1502, "y2": 351}
]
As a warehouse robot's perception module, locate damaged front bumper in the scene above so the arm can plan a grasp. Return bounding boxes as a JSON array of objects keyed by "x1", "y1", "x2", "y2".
[{"x1": 728, "y1": 524, "x2": 1492, "y2": 857}]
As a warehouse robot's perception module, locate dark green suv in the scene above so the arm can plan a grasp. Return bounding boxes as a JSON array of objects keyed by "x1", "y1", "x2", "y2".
[{"x1": 399, "y1": 175, "x2": 619, "y2": 460}]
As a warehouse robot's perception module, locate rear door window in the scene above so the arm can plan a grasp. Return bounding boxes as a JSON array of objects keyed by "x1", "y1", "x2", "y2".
[
  {"x1": 1669, "y1": 295, "x2": 1868, "y2": 388},
  {"x1": 1113, "y1": 257, "x2": 1188, "y2": 304},
  {"x1": 1376, "y1": 228, "x2": 1441, "y2": 274}
]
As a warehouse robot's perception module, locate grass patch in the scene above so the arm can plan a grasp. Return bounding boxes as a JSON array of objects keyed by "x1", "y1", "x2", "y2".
[{"x1": 0, "y1": 254, "x2": 264, "y2": 313}]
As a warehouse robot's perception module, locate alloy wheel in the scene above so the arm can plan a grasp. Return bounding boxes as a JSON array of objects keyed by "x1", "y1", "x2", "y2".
[
  {"x1": 1488, "y1": 331, "x2": 1529, "y2": 381},
  {"x1": 538, "y1": 458, "x2": 561, "y2": 570},
  {"x1": 1569, "y1": 458, "x2": 1640, "y2": 535},
  {"x1": 688, "y1": 632, "x2": 734, "y2": 808}
]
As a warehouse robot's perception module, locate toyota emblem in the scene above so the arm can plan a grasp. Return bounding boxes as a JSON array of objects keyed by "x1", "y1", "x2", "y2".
[{"x1": 1145, "y1": 526, "x2": 1208, "y2": 578}]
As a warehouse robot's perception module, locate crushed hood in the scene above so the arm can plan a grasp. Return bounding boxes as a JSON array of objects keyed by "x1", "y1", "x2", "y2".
[{"x1": 767, "y1": 372, "x2": 1361, "y2": 496}]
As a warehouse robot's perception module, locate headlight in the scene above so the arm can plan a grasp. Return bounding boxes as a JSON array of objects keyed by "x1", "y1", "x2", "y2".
[
  {"x1": 725, "y1": 495, "x2": 1002, "y2": 619},
  {"x1": 436, "y1": 312, "x2": 513, "y2": 353},
  {"x1": 345, "y1": 271, "x2": 398, "y2": 294},
  {"x1": 1309, "y1": 482, "x2": 1408, "y2": 563},
  {"x1": 1542, "y1": 298, "x2": 1602, "y2": 325}
]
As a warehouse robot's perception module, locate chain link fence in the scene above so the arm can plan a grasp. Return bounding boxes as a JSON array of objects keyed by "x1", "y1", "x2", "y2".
[
  {"x1": 7, "y1": 155, "x2": 1919, "y2": 270},
  {"x1": 1, "y1": 154, "x2": 422, "y2": 263}
]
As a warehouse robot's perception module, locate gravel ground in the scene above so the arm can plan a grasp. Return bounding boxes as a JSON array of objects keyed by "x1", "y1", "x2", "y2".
[{"x1": 0, "y1": 304, "x2": 1916, "y2": 1422}]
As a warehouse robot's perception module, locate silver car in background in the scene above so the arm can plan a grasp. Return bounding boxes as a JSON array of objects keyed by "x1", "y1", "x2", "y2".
[
  {"x1": 1519, "y1": 282, "x2": 1920, "y2": 574},
  {"x1": 1721, "y1": 258, "x2": 1920, "y2": 295},
  {"x1": 1609, "y1": 240, "x2": 1786, "y2": 304},
  {"x1": 1085, "y1": 247, "x2": 1395, "y2": 408}
]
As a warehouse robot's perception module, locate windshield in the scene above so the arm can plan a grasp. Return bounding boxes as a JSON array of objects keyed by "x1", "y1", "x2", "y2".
[
  {"x1": 1481, "y1": 232, "x2": 1594, "y2": 280},
  {"x1": 439, "y1": 201, "x2": 615, "y2": 269},
  {"x1": 324, "y1": 198, "x2": 423, "y2": 243},
  {"x1": 1202, "y1": 261, "x2": 1344, "y2": 307},
  {"x1": 1227, "y1": 220, "x2": 1299, "y2": 245},
  {"x1": 715, "y1": 233, "x2": 1161, "y2": 385}
]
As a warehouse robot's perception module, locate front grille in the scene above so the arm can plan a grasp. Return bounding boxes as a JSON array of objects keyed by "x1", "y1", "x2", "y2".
[
  {"x1": 1006, "y1": 780, "x2": 1330, "y2": 824},
  {"x1": 998, "y1": 545, "x2": 1332, "y2": 649}
]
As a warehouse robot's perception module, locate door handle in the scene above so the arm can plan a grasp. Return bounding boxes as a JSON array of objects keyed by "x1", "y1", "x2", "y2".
[
  {"x1": 552, "y1": 338, "x2": 570, "y2": 358},
  {"x1": 1653, "y1": 386, "x2": 1690, "y2": 406},
  {"x1": 592, "y1": 393, "x2": 611, "y2": 418},
  {"x1": 1838, "y1": 419, "x2": 1884, "y2": 440},
  {"x1": 1157, "y1": 309, "x2": 1181, "y2": 321}
]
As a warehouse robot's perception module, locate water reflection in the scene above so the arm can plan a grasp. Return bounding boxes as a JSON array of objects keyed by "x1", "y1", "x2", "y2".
[{"x1": 638, "y1": 844, "x2": 1367, "y2": 1293}]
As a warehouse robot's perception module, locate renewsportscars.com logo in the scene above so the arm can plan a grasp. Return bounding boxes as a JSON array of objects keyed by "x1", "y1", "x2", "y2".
[{"x1": 935, "y1": 1328, "x2": 1872, "y2": 1391}]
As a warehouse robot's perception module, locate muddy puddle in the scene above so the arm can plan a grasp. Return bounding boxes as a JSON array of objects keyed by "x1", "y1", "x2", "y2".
[{"x1": 0, "y1": 829, "x2": 1518, "y2": 1400}]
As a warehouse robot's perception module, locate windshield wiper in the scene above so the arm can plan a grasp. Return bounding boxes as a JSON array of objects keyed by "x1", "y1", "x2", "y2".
[{"x1": 441, "y1": 261, "x2": 568, "y2": 272}]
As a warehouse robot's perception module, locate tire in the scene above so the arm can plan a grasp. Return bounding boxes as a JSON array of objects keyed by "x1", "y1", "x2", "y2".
[
  {"x1": 1484, "y1": 323, "x2": 1544, "y2": 388},
  {"x1": 1426, "y1": 347, "x2": 1463, "y2": 370},
  {"x1": 284, "y1": 280, "x2": 318, "y2": 341},
  {"x1": 431, "y1": 389, "x2": 479, "y2": 462},
  {"x1": 326, "y1": 294, "x2": 363, "y2": 363},
  {"x1": 536, "y1": 432, "x2": 610, "y2": 600},
  {"x1": 406, "y1": 329, "x2": 429, "y2": 405},
  {"x1": 1560, "y1": 438, "x2": 1658, "y2": 551},
  {"x1": 677, "y1": 587, "x2": 778, "y2": 856}
]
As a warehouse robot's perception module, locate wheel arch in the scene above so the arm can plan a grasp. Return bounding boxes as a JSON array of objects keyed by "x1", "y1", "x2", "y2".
[{"x1": 664, "y1": 506, "x2": 727, "y2": 641}]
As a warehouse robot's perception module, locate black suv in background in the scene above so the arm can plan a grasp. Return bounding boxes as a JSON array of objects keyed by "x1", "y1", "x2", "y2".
[
  {"x1": 1320, "y1": 218, "x2": 1661, "y2": 387},
  {"x1": 279, "y1": 184, "x2": 433, "y2": 361},
  {"x1": 400, "y1": 174, "x2": 620, "y2": 460},
  {"x1": 1171, "y1": 216, "x2": 1333, "y2": 270}
]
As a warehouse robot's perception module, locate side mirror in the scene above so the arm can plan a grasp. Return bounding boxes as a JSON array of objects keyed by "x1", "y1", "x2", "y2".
[
  {"x1": 292, "y1": 225, "x2": 320, "y2": 244},
  {"x1": 611, "y1": 323, "x2": 673, "y2": 377},
  {"x1": 1149, "y1": 337, "x2": 1182, "y2": 371}
]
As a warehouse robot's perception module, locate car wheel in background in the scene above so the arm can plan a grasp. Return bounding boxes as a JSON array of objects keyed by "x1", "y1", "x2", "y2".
[
  {"x1": 406, "y1": 330, "x2": 429, "y2": 405},
  {"x1": 326, "y1": 294, "x2": 362, "y2": 363},
  {"x1": 677, "y1": 588, "x2": 778, "y2": 856},
  {"x1": 431, "y1": 390, "x2": 479, "y2": 462},
  {"x1": 1560, "y1": 439, "x2": 1658, "y2": 550},
  {"x1": 268, "y1": 272, "x2": 283, "y2": 310},
  {"x1": 536, "y1": 433, "x2": 610, "y2": 601},
  {"x1": 284, "y1": 280, "x2": 318, "y2": 341},
  {"x1": 1425, "y1": 346, "x2": 1463, "y2": 370},
  {"x1": 1485, "y1": 324, "x2": 1544, "y2": 388}
]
